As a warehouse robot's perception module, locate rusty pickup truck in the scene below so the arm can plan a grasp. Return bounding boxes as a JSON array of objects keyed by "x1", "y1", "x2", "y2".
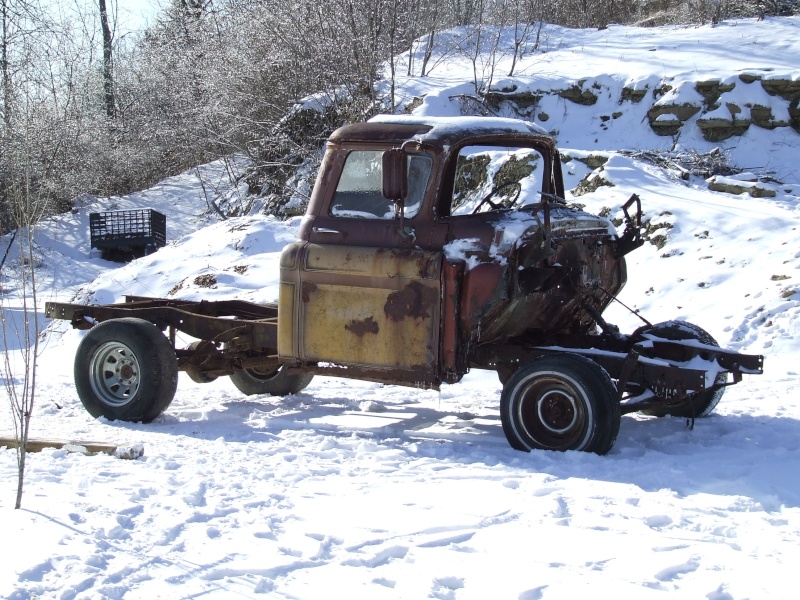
[{"x1": 46, "y1": 116, "x2": 763, "y2": 454}]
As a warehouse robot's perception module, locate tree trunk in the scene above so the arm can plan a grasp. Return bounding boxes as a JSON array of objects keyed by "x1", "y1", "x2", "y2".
[
  {"x1": 99, "y1": 0, "x2": 115, "y2": 118},
  {"x1": 1, "y1": 0, "x2": 10, "y2": 129}
]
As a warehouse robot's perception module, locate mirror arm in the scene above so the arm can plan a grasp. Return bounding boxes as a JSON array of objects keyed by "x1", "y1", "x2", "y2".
[{"x1": 396, "y1": 198, "x2": 415, "y2": 240}]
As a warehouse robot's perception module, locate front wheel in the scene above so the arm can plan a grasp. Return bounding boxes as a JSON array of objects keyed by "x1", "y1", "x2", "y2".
[
  {"x1": 500, "y1": 354, "x2": 621, "y2": 455},
  {"x1": 74, "y1": 318, "x2": 178, "y2": 422},
  {"x1": 229, "y1": 364, "x2": 313, "y2": 396}
]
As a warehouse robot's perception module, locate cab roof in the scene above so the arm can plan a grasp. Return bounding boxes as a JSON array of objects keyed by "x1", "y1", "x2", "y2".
[{"x1": 328, "y1": 115, "x2": 552, "y2": 147}]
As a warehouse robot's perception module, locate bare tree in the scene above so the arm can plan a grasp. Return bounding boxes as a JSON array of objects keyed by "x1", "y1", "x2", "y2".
[
  {"x1": 417, "y1": 4, "x2": 440, "y2": 76},
  {"x1": 2, "y1": 156, "x2": 44, "y2": 509},
  {"x1": 450, "y1": 0, "x2": 477, "y2": 25},
  {"x1": 460, "y1": 0, "x2": 506, "y2": 96},
  {"x1": 1, "y1": 0, "x2": 11, "y2": 130},
  {"x1": 507, "y1": 1, "x2": 545, "y2": 76}
]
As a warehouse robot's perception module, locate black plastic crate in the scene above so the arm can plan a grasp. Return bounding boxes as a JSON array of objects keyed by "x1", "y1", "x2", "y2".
[{"x1": 89, "y1": 209, "x2": 166, "y2": 261}]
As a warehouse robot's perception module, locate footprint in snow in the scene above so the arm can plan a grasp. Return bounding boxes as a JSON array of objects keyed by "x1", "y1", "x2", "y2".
[
  {"x1": 430, "y1": 576, "x2": 464, "y2": 600},
  {"x1": 85, "y1": 553, "x2": 110, "y2": 571},
  {"x1": 17, "y1": 558, "x2": 54, "y2": 583},
  {"x1": 341, "y1": 545, "x2": 408, "y2": 568},
  {"x1": 551, "y1": 496, "x2": 570, "y2": 524},
  {"x1": 58, "y1": 576, "x2": 97, "y2": 600},
  {"x1": 115, "y1": 514, "x2": 136, "y2": 531},
  {"x1": 645, "y1": 514, "x2": 673, "y2": 529},
  {"x1": 654, "y1": 556, "x2": 700, "y2": 582},
  {"x1": 417, "y1": 532, "x2": 475, "y2": 548},
  {"x1": 182, "y1": 481, "x2": 207, "y2": 507},
  {"x1": 478, "y1": 509, "x2": 520, "y2": 527},
  {"x1": 518, "y1": 586, "x2": 547, "y2": 600},
  {"x1": 706, "y1": 583, "x2": 735, "y2": 600}
]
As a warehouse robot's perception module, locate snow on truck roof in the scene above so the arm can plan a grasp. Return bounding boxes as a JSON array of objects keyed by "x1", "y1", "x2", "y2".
[
  {"x1": 328, "y1": 115, "x2": 550, "y2": 146},
  {"x1": 370, "y1": 114, "x2": 548, "y2": 135}
]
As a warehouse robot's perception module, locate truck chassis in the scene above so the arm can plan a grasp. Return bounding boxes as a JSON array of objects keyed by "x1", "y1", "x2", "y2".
[{"x1": 46, "y1": 294, "x2": 763, "y2": 454}]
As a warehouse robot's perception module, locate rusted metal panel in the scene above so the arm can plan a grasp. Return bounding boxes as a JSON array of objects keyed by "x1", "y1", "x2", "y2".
[
  {"x1": 277, "y1": 282, "x2": 296, "y2": 358},
  {"x1": 441, "y1": 260, "x2": 465, "y2": 381},
  {"x1": 304, "y1": 244, "x2": 439, "y2": 280},
  {"x1": 300, "y1": 281, "x2": 438, "y2": 369},
  {"x1": 296, "y1": 243, "x2": 442, "y2": 372},
  {"x1": 278, "y1": 241, "x2": 305, "y2": 360},
  {"x1": 304, "y1": 363, "x2": 440, "y2": 388},
  {"x1": 443, "y1": 217, "x2": 623, "y2": 345}
]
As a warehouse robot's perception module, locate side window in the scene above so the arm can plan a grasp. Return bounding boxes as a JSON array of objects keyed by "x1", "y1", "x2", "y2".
[
  {"x1": 331, "y1": 150, "x2": 431, "y2": 220},
  {"x1": 451, "y1": 146, "x2": 545, "y2": 216}
]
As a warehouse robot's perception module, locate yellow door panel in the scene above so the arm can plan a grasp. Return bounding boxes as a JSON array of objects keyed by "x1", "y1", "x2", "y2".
[
  {"x1": 301, "y1": 282, "x2": 438, "y2": 369},
  {"x1": 296, "y1": 244, "x2": 442, "y2": 372},
  {"x1": 305, "y1": 244, "x2": 439, "y2": 281}
]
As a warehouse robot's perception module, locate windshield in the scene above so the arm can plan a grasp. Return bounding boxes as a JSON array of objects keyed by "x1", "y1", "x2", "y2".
[{"x1": 451, "y1": 145, "x2": 547, "y2": 216}]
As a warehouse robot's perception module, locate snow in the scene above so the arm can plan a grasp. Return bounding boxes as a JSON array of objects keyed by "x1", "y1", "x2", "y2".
[
  {"x1": 369, "y1": 114, "x2": 550, "y2": 137},
  {"x1": 3, "y1": 17, "x2": 800, "y2": 600}
]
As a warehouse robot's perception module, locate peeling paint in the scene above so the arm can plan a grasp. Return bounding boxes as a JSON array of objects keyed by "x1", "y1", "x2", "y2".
[
  {"x1": 384, "y1": 281, "x2": 436, "y2": 322},
  {"x1": 345, "y1": 316, "x2": 380, "y2": 337},
  {"x1": 301, "y1": 282, "x2": 317, "y2": 304}
]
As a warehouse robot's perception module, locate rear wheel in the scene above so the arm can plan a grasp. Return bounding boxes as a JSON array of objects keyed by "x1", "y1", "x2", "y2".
[
  {"x1": 229, "y1": 364, "x2": 313, "y2": 396},
  {"x1": 634, "y1": 320, "x2": 725, "y2": 418},
  {"x1": 500, "y1": 354, "x2": 621, "y2": 455},
  {"x1": 74, "y1": 318, "x2": 178, "y2": 422}
]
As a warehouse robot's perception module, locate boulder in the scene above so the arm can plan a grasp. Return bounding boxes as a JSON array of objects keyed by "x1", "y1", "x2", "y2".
[
  {"x1": 572, "y1": 170, "x2": 614, "y2": 196},
  {"x1": 695, "y1": 80, "x2": 736, "y2": 107},
  {"x1": 621, "y1": 87, "x2": 647, "y2": 103},
  {"x1": 790, "y1": 97, "x2": 800, "y2": 133},
  {"x1": 749, "y1": 104, "x2": 789, "y2": 129},
  {"x1": 558, "y1": 84, "x2": 598, "y2": 106},
  {"x1": 697, "y1": 103, "x2": 751, "y2": 141},
  {"x1": 761, "y1": 78, "x2": 800, "y2": 100},
  {"x1": 707, "y1": 176, "x2": 776, "y2": 198}
]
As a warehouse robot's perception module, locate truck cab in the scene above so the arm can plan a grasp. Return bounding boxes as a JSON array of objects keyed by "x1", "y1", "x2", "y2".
[
  {"x1": 277, "y1": 116, "x2": 625, "y2": 388},
  {"x1": 47, "y1": 115, "x2": 762, "y2": 455}
]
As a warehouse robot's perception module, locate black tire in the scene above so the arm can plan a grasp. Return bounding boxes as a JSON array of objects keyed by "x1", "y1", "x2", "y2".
[
  {"x1": 634, "y1": 320, "x2": 725, "y2": 418},
  {"x1": 500, "y1": 354, "x2": 621, "y2": 455},
  {"x1": 229, "y1": 364, "x2": 313, "y2": 396},
  {"x1": 74, "y1": 318, "x2": 178, "y2": 422}
]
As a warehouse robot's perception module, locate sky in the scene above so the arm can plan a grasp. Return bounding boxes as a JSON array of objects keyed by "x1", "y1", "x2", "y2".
[
  {"x1": 52, "y1": 0, "x2": 161, "y2": 35},
  {"x1": 1, "y1": 16, "x2": 799, "y2": 600},
  {"x1": 117, "y1": 0, "x2": 159, "y2": 31}
]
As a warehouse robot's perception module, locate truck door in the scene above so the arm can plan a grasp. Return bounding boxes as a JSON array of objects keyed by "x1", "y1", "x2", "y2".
[{"x1": 282, "y1": 148, "x2": 444, "y2": 386}]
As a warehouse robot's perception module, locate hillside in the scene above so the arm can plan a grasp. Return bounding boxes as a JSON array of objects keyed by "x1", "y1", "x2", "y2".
[
  {"x1": 389, "y1": 17, "x2": 800, "y2": 179},
  {"x1": 2, "y1": 18, "x2": 800, "y2": 600}
]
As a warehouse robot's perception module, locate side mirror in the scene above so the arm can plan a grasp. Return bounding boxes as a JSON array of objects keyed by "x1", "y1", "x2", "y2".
[{"x1": 382, "y1": 149, "x2": 407, "y2": 202}]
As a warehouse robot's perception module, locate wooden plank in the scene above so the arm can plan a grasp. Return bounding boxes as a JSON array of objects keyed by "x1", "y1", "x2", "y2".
[{"x1": 0, "y1": 436, "x2": 144, "y2": 459}]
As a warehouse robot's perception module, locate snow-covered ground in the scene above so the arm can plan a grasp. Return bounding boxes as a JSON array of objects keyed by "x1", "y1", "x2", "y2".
[{"x1": 2, "y1": 17, "x2": 800, "y2": 600}]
